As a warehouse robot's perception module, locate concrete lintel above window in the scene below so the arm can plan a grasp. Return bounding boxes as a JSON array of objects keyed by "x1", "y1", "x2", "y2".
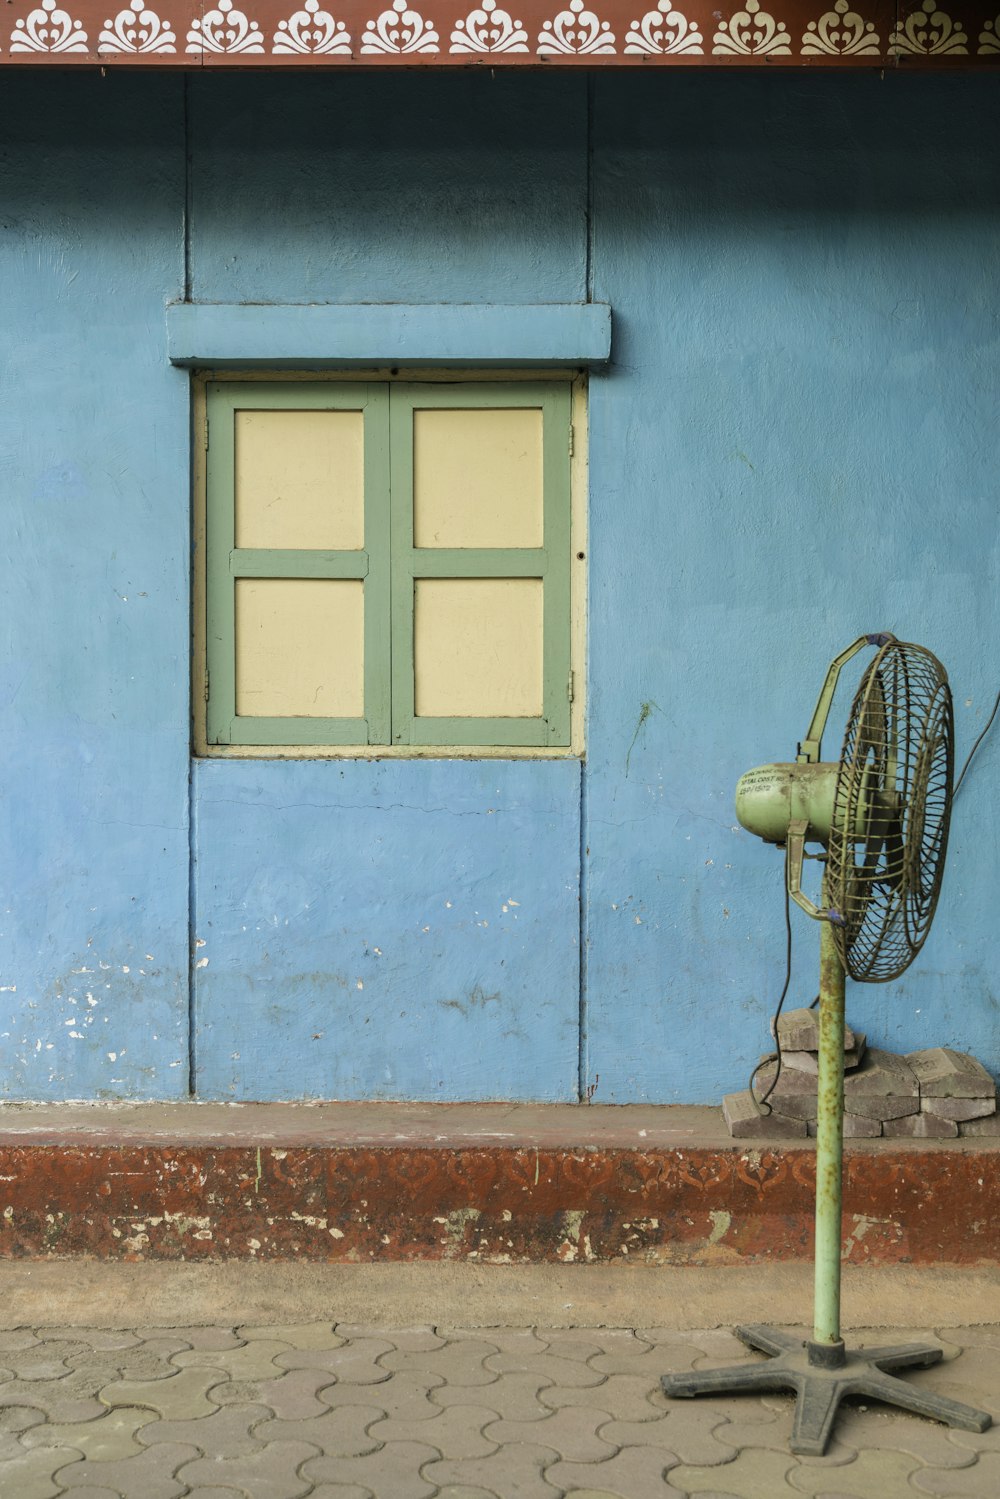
[{"x1": 166, "y1": 303, "x2": 612, "y2": 370}]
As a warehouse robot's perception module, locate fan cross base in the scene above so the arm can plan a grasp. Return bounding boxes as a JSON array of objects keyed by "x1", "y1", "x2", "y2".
[{"x1": 661, "y1": 1324, "x2": 992, "y2": 1457}]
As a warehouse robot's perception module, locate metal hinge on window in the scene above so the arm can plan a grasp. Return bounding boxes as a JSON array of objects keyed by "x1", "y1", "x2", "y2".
[
  {"x1": 567, "y1": 671, "x2": 575, "y2": 703},
  {"x1": 568, "y1": 425, "x2": 575, "y2": 458},
  {"x1": 203, "y1": 668, "x2": 210, "y2": 704}
]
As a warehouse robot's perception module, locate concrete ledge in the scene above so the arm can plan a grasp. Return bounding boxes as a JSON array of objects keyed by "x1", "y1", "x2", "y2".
[
  {"x1": 2, "y1": 1261, "x2": 996, "y2": 1334},
  {"x1": 165, "y1": 302, "x2": 613, "y2": 368},
  {"x1": 0, "y1": 1103, "x2": 996, "y2": 1267}
]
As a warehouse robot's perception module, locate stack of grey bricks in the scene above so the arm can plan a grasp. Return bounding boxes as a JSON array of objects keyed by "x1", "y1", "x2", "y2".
[{"x1": 723, "y1": 1009, "x2": 998, "y2": 1139}]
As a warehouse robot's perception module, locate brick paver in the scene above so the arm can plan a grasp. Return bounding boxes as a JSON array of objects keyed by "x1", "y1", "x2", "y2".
[{"x1": 0, "y1": 1320, "x2": 998, "y2": 1496}]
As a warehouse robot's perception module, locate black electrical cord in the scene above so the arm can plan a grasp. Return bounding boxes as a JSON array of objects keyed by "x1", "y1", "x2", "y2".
[
  {"x1": 748, "y1": 877, "x2": 793, "y2": 1114},
  {"x1": 954, "y1": 685, "x2": 1000, "y2": 799}
]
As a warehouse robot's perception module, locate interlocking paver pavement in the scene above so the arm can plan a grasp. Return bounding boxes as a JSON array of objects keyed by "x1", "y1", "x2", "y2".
[
  {"x1": 0, "y1": 1445, "x2": 89, "y2": 1499},
  {"x1": 100, "y1": 1367, "x2": 224, "y2": 1421},
  {"x1": 175, "y1": 1439, "x2": 322, "y2": 1498},
  {"x1": 172, "y1": 1344, "x2": 295, "y2": 1384},
  {"x1": 1, "y1": 1319, "x2": 999, "y2": 1496},
  {"x1": 482, "y1": 1407, "x2": 615, "y2": 1462},
  {"x1": 21, "y1": 1407, "x2": 157, "y2": 1461},
  {"x1": 598, "y1": 1410, "x2": 738, "y2": 1467},
  {"x1": 910, "y1": 1452, "x2": 1000, "y2": 1494},
  {"x1": 539, "y1": 1372, "x2": 664, "y2": 1421},
  {"x1": 224, "y1": 1369, "x2": 339, "y2": 1420},
  {"x1": 546, "y1": 1444, "x2": 686, "y2": 1496},
  {"x1": 787, "y1": 1448, "x2": 923, "y2": 1497},
  {"x1": 252, "y1": 1401, "x2": 385, "y2": 1456},
  {"x1": 370, "y1": 1402, "x2": 500, "y2": 1458},
  {"x1": 423, "y1": 1440, "x2": 563, "y2": 1498},
  {"x1": 139, "y1": 1401, "x2": 275, "y2": 1456},
  {"x1": 57, "y1": 1441, "x2": 203, "y2": 1496},
  {"x1": 434, "y1": 1375, "x2": 553, "y2": 1423},
  {"x1": 303, "y1": 1439, "x2": 440, "y2": 1497},
  {"x1": 670, "y1": 1446, "x2": 800, "y2": 1496},
  {"x1": 274, "y1": 1341, "x2": 396, "y2": 1385},
  {"x1": 236, "y1": 1326, "x2": 344, "y2": 1351}
]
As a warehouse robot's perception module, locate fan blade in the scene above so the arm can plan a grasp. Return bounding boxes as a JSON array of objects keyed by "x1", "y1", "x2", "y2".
[{"x1": 875, "y1": 811, "x2": 905, "y2": 893}]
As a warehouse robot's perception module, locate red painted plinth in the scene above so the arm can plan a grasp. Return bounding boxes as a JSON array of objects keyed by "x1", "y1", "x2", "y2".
[{"x1": 0, "y1": 1103, "x2": 996, "y2": 1264}]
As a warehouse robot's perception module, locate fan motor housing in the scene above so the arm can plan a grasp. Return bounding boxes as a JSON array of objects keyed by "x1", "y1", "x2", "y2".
[{"x1": 735, "y1": 762, "x2": 839, "y2": 846}]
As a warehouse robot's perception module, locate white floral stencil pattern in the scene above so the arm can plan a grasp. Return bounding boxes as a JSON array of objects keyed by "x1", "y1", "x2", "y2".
[
  {"x1": 362, "y1": 0, "x2": 439, "y2": 49},
  {"x1": 538, "y1": 0, "x2": 616, "y2": 51},
  {"x1": 713, "y1": 0, "x2": 790, "y2": 50},
  {"x1": 451, "y1": 0, "x2": 529, "y2": 50},
  {"x1": 889, "y1": 0, "x2": 968, "y2": 51},
  {"x1": 99, "y1": 0, "x2": 176, "y2": 50},
  {"x1": 273, "y1": 0, "x2": 351, "y2": 50},
  {"x1": 625, "y1": 0, "x2": 703, "y2": 50},
  {"x1": 7, "y1": 0, "x2": 1000, "y2": 65},
  {"x1": 186, "y1": 0, "x2": 265, "y2": 51},
  {"x1": 980, "y1": 12, "x2": 1000, "y2": 46},
  {"x1": 802, "y1": 0, "x2": 879, "y2": 52},
  {"x1": 11, "y1": 0, "x2": 88, "y2": 50}
]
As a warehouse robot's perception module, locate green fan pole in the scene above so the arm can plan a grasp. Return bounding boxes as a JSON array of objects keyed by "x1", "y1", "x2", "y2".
[
  {"x1": 813, "y1": 901, "x2": 846, "y2": 1356},
  {"x1": 662, "y1": 877, "x2": 992, "y2": 1451}
]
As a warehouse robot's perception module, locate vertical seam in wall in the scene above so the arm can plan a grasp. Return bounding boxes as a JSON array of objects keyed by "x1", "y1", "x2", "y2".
[
  {"x1": 186, "y1": 381, "x2": 198, "y2": 1095},
  {"x1": 183, "y1": 73, "x2": 192, "y2": 303},
  {"x1": 578, "y1": 758, "x2": 590, "y2": 1102},
  {"x1": 187, "y1": 765, "x2": 197, "y2": 1096},
  {"x1": 579, "y1": 74, "x2": 594, "y2": 1099},
  {"x1": 585, "y1": 73, "x2": 595, "y2": 305},
  {"x1": 185, "y1": 72, "x2": 196, "y2": 1093}
]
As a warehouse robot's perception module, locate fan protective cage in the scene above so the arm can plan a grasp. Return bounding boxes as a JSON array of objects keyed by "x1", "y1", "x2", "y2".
[{"x1": 827, "y1": 641, "x2": 954, "y2": 983}]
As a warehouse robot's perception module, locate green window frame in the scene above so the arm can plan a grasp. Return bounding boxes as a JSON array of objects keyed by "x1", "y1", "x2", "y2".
[{"x1": 204, "y1": 378, "x2": 573, "y2": 751}]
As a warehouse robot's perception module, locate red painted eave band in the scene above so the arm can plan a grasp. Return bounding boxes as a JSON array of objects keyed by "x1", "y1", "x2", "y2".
[{"x1": 1, "y1": 0, "x2": 999, "y2": 68}]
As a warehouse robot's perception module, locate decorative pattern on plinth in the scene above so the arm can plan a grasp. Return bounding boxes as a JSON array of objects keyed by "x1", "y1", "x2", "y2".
[{"x1": 0, "y1": 1127, "x2": 997, "y2": 1265}]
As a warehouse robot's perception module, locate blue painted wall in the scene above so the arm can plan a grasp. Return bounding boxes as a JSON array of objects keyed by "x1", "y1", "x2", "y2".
[
  {"x1": 1, "y1": 70, "x2": 997, "y2": 1102},
  {"x1": 1, "y1": 77, "x2": 190, "y2": 1099},
  {"x1": 193, "y1": 760, "x2": 580, "y2": 1100},
  {"x1": 584, "y1": 73, "x2": 1000, "y2": 1101}
]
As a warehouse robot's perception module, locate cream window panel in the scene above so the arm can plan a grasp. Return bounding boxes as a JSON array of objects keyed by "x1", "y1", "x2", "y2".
[{"x1": 234, "y1": 409, "x2": 365, "y2": 551}]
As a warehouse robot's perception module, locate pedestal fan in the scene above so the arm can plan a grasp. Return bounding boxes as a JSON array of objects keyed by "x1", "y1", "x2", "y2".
[{"x1": 661, "y1": 633, "x2": 992, "y2": 1455}]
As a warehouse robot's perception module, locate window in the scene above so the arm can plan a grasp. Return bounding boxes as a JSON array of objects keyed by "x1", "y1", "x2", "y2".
[{"x1": 201, "y1": 378, "x2": 576, "y2": 752}]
